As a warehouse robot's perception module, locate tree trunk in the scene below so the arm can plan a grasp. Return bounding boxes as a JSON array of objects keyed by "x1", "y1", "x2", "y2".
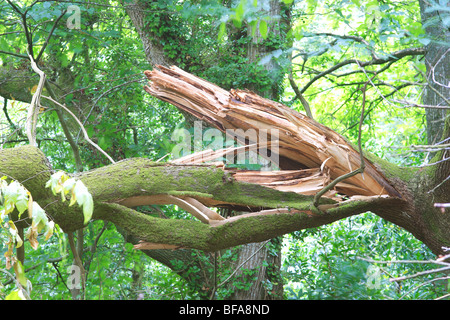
[
  {"x1": 419, "y1": 0, "x2": 450, "y2": 146},
  {"x1": 225, "y1": 0, "x2": 290, "y2": 300},
  {"x1": 124, "y1": 1, "x2": 174, "y2": 67},
  {"x1": 226, "y1": 240, "x2": 283, "y2": 300}
]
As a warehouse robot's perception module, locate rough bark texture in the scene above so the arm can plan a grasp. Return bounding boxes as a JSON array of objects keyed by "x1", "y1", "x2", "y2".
[
  {"x1": 419, "y1": 0, "x2": 450, "y2": 146},
  {"x1": 124, "y1": 1, "x2": 174, "y2": 67}
]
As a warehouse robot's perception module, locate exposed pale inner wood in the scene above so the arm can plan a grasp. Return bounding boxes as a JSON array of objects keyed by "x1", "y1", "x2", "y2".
[{"x1": 144, "y1": 65, "x2": 400, "y2": 200}]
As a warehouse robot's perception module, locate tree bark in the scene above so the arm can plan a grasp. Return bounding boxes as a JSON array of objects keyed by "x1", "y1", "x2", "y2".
[
  {"x1": 123, "y1": 1, "x2": 174, "y2": 67},
  {"x1": 419, "y1": 0, "x2": 450, "y2": 146}
]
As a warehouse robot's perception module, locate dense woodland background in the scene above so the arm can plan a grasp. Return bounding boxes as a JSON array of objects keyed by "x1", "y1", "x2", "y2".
[{"x1": 0, "y1": 0, "x2": 449, "y2": 300}]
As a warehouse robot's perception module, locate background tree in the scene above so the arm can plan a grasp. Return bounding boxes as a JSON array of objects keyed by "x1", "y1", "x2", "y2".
[{"x1": 0, "y1": 0, "x2": 448, "y2": 300}]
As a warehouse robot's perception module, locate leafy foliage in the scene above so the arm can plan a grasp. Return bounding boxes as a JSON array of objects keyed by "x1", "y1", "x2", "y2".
[
  {"x1": 282, "y1": 213, "x2": 445, "y2": 299},
  {"x1": 0, "y1": 177, "x2": 55, "y2": 299}
]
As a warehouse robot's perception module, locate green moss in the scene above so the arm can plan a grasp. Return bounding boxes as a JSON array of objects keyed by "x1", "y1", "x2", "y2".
[
  {"x1": 167, "y1": 190, "x2": 213, "y2": 198},
  {"x1": 98, "y1": 202, "x2": 213, "y2": 249},
  {"x1": 363, "y1": 150, "x2": 419, "y2": 183},
  {"x1": 212, "y1": 181, "x2": 332, "y2": 210}
]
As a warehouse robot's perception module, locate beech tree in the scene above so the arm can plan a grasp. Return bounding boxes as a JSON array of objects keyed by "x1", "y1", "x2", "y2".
[{"x1": 0, "y1": 0, "x2": 448, "y2": 300}]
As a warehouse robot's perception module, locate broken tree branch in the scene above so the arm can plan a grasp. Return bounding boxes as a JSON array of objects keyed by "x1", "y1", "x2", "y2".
[{"x1": 143, "y1": 65, "x2": 400, "y2": 199}]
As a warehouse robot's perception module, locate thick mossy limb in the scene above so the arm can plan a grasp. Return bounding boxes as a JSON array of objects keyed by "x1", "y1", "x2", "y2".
[
  {"x1": 97, "y1": 202, "x2": 213, "y2": 249},
  {"x1": 0, "y1": 145, "x2": 53, "y2": 200},
  {"x1": 99, "y1": 199, "x2": 370, "y2": 251},
  {"x1": 79, "y1": 157, "x2": 332, "y2": 210}
]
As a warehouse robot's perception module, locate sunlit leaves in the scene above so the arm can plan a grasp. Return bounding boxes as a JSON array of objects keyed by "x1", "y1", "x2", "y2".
[
  {"x1": 0, "y1": 177, "x2": 56, "y2": 254},
  {"x1": 1, "y1": 180, "x2": 29, "y2": 219},
  {"x1": 7, "y1": 220, "x2": 22, "y2": 249},
  {"x1": 218, "y1": 22, "x2": 227, "y2": 42},
  {"x1": 0, "y1": 171, "x2": 92, "y2": 298},
  {"x1": 259, "y1": 19, "x2": 268, "y2": 39},
  {"x1": 45, "y1": 170, "x2": 68, "y2": 198},
  {"x1": 217, "y1": 0, "x2": 273, "y2": 41},
  {"x1": 13, "y1": 260, "x2": 27, "y2": 288},
  {"x1": 0, "y1": 176, "x2": 57, "y2": 299},
  {"x1": 5, "y1": 288, "x2": 26, "y2": 300},
  {"x1": 72, "y1": 180, "x2": 94, "y2": 224},
  {"x1": 46, "y1": 171, "x2": 94, "y2": 225}
]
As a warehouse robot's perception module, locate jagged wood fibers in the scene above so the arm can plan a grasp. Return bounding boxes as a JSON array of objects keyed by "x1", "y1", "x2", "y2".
[{"x1": 144, "y1": 65, "x2": 400, "y2": 200}]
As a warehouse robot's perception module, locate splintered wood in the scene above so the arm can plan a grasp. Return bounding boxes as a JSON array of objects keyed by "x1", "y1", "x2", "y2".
[{"x1": 144, "y1": 65, "x2": 399, "y2": 200}]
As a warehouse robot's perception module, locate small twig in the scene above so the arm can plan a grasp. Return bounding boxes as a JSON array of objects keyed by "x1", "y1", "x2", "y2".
[
  {"x1": 0, "y1": 50, "x2": 29, "y2": 59},
  {"x1": 428, "y1": 174, "x2": 450, "y2": 194},
  {"x1": 390, "y1": 266, "x2": 450, "y2": 282},
  {"x1": 288, "y1": 72, "x2": 314, "y2": 119},
  {"x1": 398, "y1": 276, "x2": 450, "y2": 300},
  {"x1": 299, "y1": 47, "x2": 426, "y2": 94},
  {"x1": 67, "y1": 232, "x2": 86, "y2": 299},
  {"x1": 6, "y1": 0, "x2": 34, "y2": 60},
  {"x1": 36, "y1": 8, "x2": 68, "y2": 62},
  {"x1": 434, "y1": 203, "x2": 450, "y2": 208},
  {"x1": 51, "y1": 261, "x2": 71, "y2": 292},
  {"x1": 41, "y1": 95, "x2": 116, "y2": 164},
  {"x1": 217, "y1": 240, "x2": 270, "y2": 288},
  {"x1": 2, "y1": 98, "x2": 16, "y2": 129},
  {"x1": 430, "y1": 48, "x2": 450, "y2": 89},
  {"x1": 26, "y1": 54, "x2": 46, "y2": 146},
  {"x1": 391, "y1": 99, "x2": 450, "y2": 109},
  {"x1": 313, "y1": 76, "x2": 371, "y2": 208},
  {"x1": 359, "y1": 256, "x2": 450, "y2": 267},
  {"x1": 209, "y1": 251, "x2": 218, "y2": 300}
]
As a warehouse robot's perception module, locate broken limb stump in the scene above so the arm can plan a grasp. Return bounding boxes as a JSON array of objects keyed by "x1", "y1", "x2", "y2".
[{"x1": 143, "y1": 65, "x2": 400, "y2": 200}]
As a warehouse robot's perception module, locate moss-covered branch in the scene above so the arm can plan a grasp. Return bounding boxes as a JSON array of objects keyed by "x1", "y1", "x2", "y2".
[{"x1": 0, "y1": 145, "x2": 390, "y2": 250}]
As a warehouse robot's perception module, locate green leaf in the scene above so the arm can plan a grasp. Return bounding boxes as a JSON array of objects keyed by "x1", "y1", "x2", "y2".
[
  {"x1": 3, "y1": 181, "x2": 29, "y2": 217},
  {"x1": 5, "y1": 289, "x2": 26, "y2": 300},
  {"x1": 13, "y1": 260, "x2": 27, "y2": 287},
  {"x1": 218, "y1": 22, "x2": 226, "y2": 42},
  {"x1": 31, "y1": 201, "x2": 48, "y2": 233},
  {"x1": 235, "y1": 0, "x2": 245, "y2": 22},
  {"x1": 59, "y1": 53, "x2": 69, "y2": 67},
  {"x1": 232, "y1": 17, "x2": 242, "y2": 28},
  {"x1": 259, "y1": 20, "x2": 268, "y2": 39},
  {"x1": 46, "y1": 171, "x2": 68, "y2": 195},
  {"x1": 73, "y1": 180, "x2": 94, "y2": 224},
  {"x1": 8, "y1": 220, "x2": 23, "y2": 248}
]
